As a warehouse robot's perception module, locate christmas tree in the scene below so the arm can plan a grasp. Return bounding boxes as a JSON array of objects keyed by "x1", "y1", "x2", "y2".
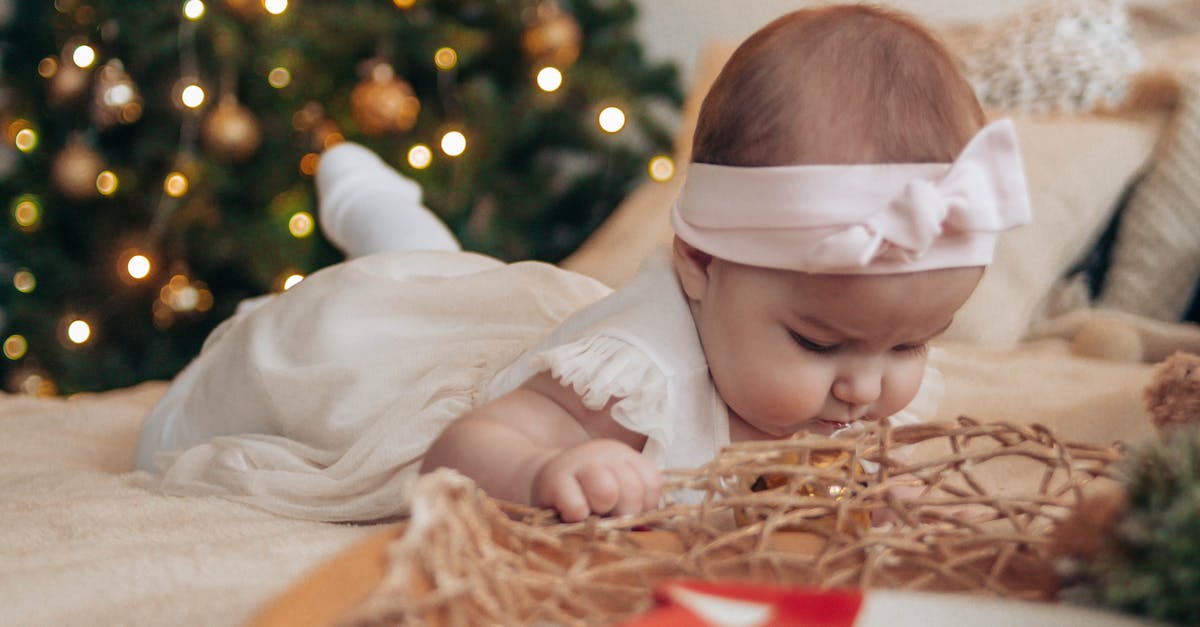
[{"x1": 0, "y1": 0, "x2": 681, "y2": 395}]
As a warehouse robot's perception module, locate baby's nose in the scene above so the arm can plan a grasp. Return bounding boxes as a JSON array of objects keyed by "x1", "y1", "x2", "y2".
[{"x1": 832, "y1": 370, "x2": 881, "y2": 407}]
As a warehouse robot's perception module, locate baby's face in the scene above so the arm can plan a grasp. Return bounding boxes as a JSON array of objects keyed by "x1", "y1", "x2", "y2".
[{"x1": 683, "y1": 258, "x2": 981, "y2": 441}]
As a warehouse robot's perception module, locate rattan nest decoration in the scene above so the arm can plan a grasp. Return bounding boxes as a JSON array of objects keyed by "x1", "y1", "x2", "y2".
[{"x1": 341, "y1": 417, "x2": 1122, "y2": 626}]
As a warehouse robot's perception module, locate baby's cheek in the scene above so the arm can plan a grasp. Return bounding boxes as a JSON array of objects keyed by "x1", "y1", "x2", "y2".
[{"x1": 880, "y1": 361, "x2": 927, "y2": 413}]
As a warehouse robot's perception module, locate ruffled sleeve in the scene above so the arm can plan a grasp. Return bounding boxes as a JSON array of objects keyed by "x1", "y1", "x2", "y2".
[{"x1": 532, "y1": 334, "x2": 672, "y2": 446}]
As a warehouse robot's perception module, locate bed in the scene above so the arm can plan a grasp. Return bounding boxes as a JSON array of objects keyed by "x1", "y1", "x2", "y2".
[{"x1": 4, "y1": 1, "x2": 1200, "y2": 625}]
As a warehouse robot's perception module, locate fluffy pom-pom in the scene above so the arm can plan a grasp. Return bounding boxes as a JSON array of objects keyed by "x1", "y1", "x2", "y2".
[{"x1": 1144, "y1": 352, "x2": 1200, "y2": 431}]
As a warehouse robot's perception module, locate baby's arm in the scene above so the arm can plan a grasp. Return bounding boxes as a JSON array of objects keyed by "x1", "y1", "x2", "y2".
[{"x1": 420, "y1": 371, "x2": 662, "y2": 522}]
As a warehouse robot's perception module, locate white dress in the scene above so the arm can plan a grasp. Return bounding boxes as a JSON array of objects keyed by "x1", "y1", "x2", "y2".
[{"x1": 136, "y1": 247, "x2": 942, "y2": 521}]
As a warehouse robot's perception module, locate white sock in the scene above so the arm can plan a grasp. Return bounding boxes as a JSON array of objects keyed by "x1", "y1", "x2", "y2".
[{"x1": 316, "y1": 142, "x2": 461, "y2": 258}]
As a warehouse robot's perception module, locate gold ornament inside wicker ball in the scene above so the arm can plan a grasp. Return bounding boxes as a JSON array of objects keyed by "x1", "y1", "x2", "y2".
[
  {"x1": 350, "y1": 64, "x2": 420, "y2": 136},
  {"x1": 202, "y1": 95, "x2": 262, "y2": 162},
  {"x1": 522, "y1": 3, "x2": 582, "y2": 68}
]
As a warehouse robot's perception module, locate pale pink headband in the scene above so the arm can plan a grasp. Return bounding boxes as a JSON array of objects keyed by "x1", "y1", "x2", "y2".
[{"x1": 670, "y1": 118, "x2": 1033, "y2": 274}]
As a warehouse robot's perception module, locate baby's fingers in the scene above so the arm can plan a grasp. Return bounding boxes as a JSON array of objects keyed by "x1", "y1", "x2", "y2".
[
  {"x1": 576, "y1": 465, "x2": 622, "y2": 516},
  {"x1": 539, "y1": 473, "x2": 591, "y2": 523},
  {"x1": 629, "y1": 458, "x2": 663, "y2": 513}
]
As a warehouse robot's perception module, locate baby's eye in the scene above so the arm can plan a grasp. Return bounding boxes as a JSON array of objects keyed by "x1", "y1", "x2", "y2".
[
  {"x1": 893, "y1": 343, "x2": 929, "y2": 356},
  {"x1": 789, "y1": 330, "x2": 838, "y2": 353}
]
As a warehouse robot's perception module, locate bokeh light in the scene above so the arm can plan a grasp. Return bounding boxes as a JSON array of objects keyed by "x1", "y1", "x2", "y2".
[
  {"x1": 288, "y1": 211, "x2": 314, "y2": 238},
  {"x1": 66, "y1": 319, "x2": 92, "y2": 345},
  {"x1": 434, "y1": 47, "x2": 458, "y2": 70},
  {"x1": 648, "y1": 155, "x2": 675, "y2": 182},
  {"x1": 180, "y1": 83, "x2": 206, "y2": 108},
  {"x1": 536, "y1": 66, "x2": 563, "y2": 92},
  {"x1": 183, "y1": 0, "x2": 206, "y2": 20},
  {"x1": 72, "y1": 44, "x2": 96, "y2": 69},
  {"x1": 440, "y1": 131, "x2": 467, "y2": 157},
  {"x1": 96, "y1": 170, "x2": 119, "y2": 195},
  {"x1": 164, "y1": 171, "x2": 189, "y2": 197},
  {"x1": 598, "y1": 106, "x2": 626, "y2": 133},
  {"x1": 407, "y1": 144, "x2": 433, "y2": 169},
  {"x1": 268, "y1": 67, "x2": 291, "y2": 88},
  {"x1": 13, "y1": 269, "x2": 36, "y2": 293},
  {"x1": 3, "y1": 335, "x2": 28, "y2": 360},
  {"x1": 282, "y1": 274, "x2": 304, "y2": 290},
  {"x1": 126, "y1": 254, "x2": 152, "y2": 280}
]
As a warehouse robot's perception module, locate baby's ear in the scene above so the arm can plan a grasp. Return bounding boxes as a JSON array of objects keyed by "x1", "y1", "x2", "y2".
[{"x1": 672, "y1": 236, "x2": 712, "y2": 301}]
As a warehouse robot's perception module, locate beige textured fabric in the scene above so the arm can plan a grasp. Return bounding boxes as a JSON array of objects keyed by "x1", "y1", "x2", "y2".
[
  {"x1": 1099, "y1": 70, "x2": 1200, "y2": 320},
  {"x1": 0, "y1": 382, "x2": 378, "y2": 626},
  {"x1": 941, "y1": 111, "x2": 1164, "y2": 345},
  {"x1": 945, "y1": 0, "x2": 1144, "y2": 113}
]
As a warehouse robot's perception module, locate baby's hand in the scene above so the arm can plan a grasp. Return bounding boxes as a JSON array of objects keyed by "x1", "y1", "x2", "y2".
[{"x1": 531, "y1": 439, "x2": 662, "y2": 523}]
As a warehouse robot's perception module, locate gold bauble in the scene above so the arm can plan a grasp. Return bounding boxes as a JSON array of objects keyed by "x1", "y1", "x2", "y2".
[
  {"x1": 202, "y1": 95, "x2": 263, "y2": 162},
  {"x1": 47, "y1": 63, "x2": 91, "y2": 108},
  {"x1": 224, "y1": 0, "x2": 261, "y2": 19},
  {"x1": 90, "y1": 59, "x2": 143, "y2": 128},
  {"x1": 522, "y1": 2, "x2": 582, "y2": 68},
  {"x1": 52, "y1": 136, "x2": 105, "y2": 201},
  {"x1": 350, "y1": 63, "x2": 420, "y2": 136}
]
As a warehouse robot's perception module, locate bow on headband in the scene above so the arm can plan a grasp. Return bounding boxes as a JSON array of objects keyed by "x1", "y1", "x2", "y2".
[{"x1": 670, "y1": 118, "x2": 1033, "y2": 274}]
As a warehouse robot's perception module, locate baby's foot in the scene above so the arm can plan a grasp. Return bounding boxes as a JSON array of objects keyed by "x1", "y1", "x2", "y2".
[{"x1": 316, "y1": 142, "x2": 461, "y2": 258}]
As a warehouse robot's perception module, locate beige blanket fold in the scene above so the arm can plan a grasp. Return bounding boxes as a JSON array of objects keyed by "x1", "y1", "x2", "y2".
[{"x1": 0, "y1": 382, "x2": 379, "y2": 627}]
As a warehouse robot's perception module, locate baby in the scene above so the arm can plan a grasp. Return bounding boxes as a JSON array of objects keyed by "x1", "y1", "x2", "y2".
[
  {"x1": 420, "y1": 4, "x2": 1030, "y2": 521},
  {"x1": 136, "y1": 5, "x2": 1029, "y2": 524}
]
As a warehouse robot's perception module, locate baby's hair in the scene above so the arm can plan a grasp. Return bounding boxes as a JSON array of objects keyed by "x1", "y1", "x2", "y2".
[{"x1": 692, "y1": 5, "x2": 985, "y2": 167}]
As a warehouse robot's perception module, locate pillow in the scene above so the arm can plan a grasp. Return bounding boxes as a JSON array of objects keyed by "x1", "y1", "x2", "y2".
[
  {"x1": 562, "y1": 5, "x2": 1169, "y2": 346},
  {"x1": 941, "y1": 110, "x2": 1164, "y2": 344}
]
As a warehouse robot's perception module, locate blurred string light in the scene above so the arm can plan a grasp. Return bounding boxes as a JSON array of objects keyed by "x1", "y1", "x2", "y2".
[
  {"x1": 288, "y1": 211, "x2": 314, "y2": 238},
  {"x1": 407, "y1": 144, "x2": 432, "y2": 169},
  {"x1": 65, "y1": 319, "x2": 92, "y2": 345},
  {"x1": 299, "y1": 152, "x2": 320, "y2": 176},
  {"x1": 647, "y1": 155, "x2": 675, "y2": 182},
  {"x1": 37, "y1": 56, "x2": 58, "y2": 78},
  {"x1": 14, "y1": 127, "x2": 37, "y2": 153},
  {"x1": 180, "y1": 83, "x2": 205, "y2": 108},
  {"x1": 392, "y1": 0, "x2": 416, "y2": 8},
  {"x1": 183, "y1": 0, "x2": 206, "y2": 20},
  {"x1": 12, "y1": 195, "x2": 41, "y2": 231},
  {"x1": 125, "y1": 252, "x2": 152, "y2": 280},
  {"x1": 440, "y1": 130, "x2": 466, "y2": 157},
  {"x1": 3, "y1": 335, "x2": 28, "y2": 360},
  {"x1": 268, "y1": 67, "x2": 291, "y2": 88},
  {"x1": 72, "y1": 44, "x2": 96, "y2": 69},
  {"x1": 536, "y1": 66, "x2": 563, "y2": 92},
  {"x1": 96, "y1": 170, "x2": 119, "y2": 195},
  {"x1": 598, "y1": 106, "x2": 625, "y2": 133},
  {"x1": 163, "y1": 171, "x2": 189, "y2": 197},
  {"x1": 159, "y1": 275, "x2": 213, "y2": 313},
  {"x1": 434, "y1": 47, "x2": 458, "y2": 71},
  {"x1": 13, "y1": 269, "x2": 36, "y2": 293},
  {"x1": 282, "y1": 273, "x2": 304, "y2": 290},
  {"x1": 263, "y1": 0, "x2": 288, "y2": 15}
]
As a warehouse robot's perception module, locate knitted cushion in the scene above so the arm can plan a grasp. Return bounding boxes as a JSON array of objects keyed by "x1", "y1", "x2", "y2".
[
  {"x1": 1099, "y1": 71, "x2": 1200, "y2": 320},
  {"x1": 946, "y1": 0, "x2": 1143, "y2": 114}
]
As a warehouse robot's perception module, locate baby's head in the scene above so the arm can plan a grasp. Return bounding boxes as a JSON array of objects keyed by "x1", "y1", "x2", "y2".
[
  {"x1": 690, "y1": 4, "x2": 985, "y2": 168},
  {"x1": 670, "y1": 5, "x2": 1030, "y2": 441}
]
